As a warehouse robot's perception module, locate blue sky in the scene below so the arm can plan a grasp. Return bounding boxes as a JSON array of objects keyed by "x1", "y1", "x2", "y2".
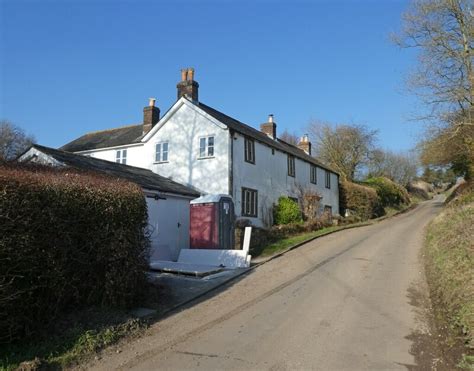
[{"x1": 0, "y1": 0, "x2": 421, "y2": 151}]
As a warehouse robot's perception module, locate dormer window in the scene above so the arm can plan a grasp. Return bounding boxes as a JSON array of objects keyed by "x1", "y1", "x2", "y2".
[{"x1": 116, "y1": 149, "x2": 127, "y2": 164}]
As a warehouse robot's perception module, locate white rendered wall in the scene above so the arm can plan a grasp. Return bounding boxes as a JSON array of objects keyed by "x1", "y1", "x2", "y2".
[
  {"x1": 78, "y1": 144, "x2": 144, "y2": 167},
  {"x1": 141, "y1": 103, "x2": 230, "y2": 195},
  {"x1": 76, "y1": 104, "x2": 230, "y2": 195},
  {"x1": 232, "y1": 133, "x2": 339, "y2": 227}
]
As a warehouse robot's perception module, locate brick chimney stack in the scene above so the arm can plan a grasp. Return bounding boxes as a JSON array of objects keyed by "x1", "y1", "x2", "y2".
[
  {"x1": 297, "y1": 134, "x2": 312, "y2": 155},
  {"x1": 177, "y1": 67, "x2": 199, "y2": 102},
  {"x1": 260, "y1": 114, "x2": 277, "y2": 139},
  {"x1": 143, "y1": 98, "x2": 160, "y2": 135}
]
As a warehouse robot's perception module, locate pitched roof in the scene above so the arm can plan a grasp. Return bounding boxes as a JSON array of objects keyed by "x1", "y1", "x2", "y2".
[
  {"x1": 59, "y1": 97, "x2": 337, "y2": 175},
  {"x1": 60, "y1": 124, "x2": 143, "y2": 152},
  {"x1": 24, "y1": 144, "x2": 201, "y2": 197},
  {"x1": 196, "y1": 101, "x2": 338, "y2": 174}
]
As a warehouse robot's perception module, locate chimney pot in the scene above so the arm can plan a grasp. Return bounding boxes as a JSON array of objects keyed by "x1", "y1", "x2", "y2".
[
  {"x1": 149, "y1": 97, "x2": 156, "y2": 107},
  {"x1": 268, "y1": 114, "x2": 274, "y2": 123},
  {"x1": 188, "y1": 67, "x2": 195, "y2": 81},
  {"x1": 177, "y1": 67, "x2": 199, "y2": 101},
  {"x1": 298, "y1": 134, "x2": 312, "y2": 155}
]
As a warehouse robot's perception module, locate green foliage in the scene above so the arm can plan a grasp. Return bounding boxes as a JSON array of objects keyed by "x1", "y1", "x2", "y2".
[
  {"x1": 339, "y1": 181, "x2": 384, "y2": 220},
  {"x1": 273, "y1": 197, "x2": 303, "y2": 225},
  {"x1": 364, "y1": 177, "x2": 410, "y2": 208},
  {"x1": 424, "y1": 184, "x2": 474, "y2": 365},
  {"x1": 0, "y1": 163, "x2": 150, "y2": 344}
]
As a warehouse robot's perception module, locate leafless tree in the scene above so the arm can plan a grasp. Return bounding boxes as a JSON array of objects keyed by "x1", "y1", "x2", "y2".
[
  {"x1": 279, "y1": 129, "x2": 299, "y2": 145},
  {"x1": 307, "y1": 121, "x2": 378, "y2": 181},
  {"x1": 367, "y1": 149, "x2": 419, "y2": 185},
  {"x1": 395, "y1": 0, "x2": 474, "y2": 177},
  {"x1": 0, "y1": 120, "x2": 35, "y2": 161},
  {"x1": 419, "y1": 118, "x2": 474, "y2": 176}
]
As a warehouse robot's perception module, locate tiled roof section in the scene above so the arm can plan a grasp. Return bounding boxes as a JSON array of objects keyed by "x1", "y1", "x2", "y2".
[
  {"x1": 29, "y1": 144, "x2": 201, "y2": 197},
  {"x1": 60, "y1": 124, "x2": 144, "y2": 152},
  {"x1": 196, "y1": 101, "x2": 338, "y2": 175}
]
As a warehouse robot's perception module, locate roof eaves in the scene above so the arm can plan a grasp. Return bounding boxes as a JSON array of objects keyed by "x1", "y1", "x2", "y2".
[{"x1": 194, "y1": 101, "x2": 339, "y2": 175}]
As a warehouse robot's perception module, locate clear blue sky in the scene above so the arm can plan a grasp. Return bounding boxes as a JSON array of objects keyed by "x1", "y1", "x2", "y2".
[{"x1": 0, "y1": 0, "x2": 421, "y2": 151}]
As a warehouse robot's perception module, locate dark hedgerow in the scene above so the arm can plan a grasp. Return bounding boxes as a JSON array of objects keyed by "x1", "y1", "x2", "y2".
[
  {"x1": 364, "y1": 177, "x2": 411, "y2": 208},
  {"x1": 0, "y1": 163, "x2": 150, "y2": 343},
  {"x1": 339, "y1": 181, "x2": 385, "y2": 220}
]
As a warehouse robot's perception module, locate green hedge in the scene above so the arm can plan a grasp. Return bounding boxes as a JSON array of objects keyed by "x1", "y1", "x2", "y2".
[
  {"x1": 364, "y1": 177, "x2": 410, "y2": 208},
  {"x1": 273, "y1": 196, "x2": 303, "y2": 225},
  {"x1": 339, "y1": 181, "x2": 384, "y2": 220},
  {"x1": 0, "y1": 163, "x2": 150, "y2": 343}
]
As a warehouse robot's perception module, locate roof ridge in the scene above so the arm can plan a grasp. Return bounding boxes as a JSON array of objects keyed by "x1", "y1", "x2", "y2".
[{"x1": 83, "y1": 123, "x2": 141, "y2": 136}]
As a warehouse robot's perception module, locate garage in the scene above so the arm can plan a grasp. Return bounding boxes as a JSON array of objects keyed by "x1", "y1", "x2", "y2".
[{"x1": 19, "y1": 144, "x2": 201, "y2": 262}]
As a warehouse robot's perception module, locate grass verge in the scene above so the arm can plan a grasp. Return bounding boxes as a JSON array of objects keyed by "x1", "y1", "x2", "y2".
[
  {"x1": 254, "y1": 201, "x2": 415, "y2": 260},
  {"x1": 255, "y1": 225, "x2": 342, "y2": 258},
  {"x1": 424, "y1": 186, "x2": 474, "y2": 369}
]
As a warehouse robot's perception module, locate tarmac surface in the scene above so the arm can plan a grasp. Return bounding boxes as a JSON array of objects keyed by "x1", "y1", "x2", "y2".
[{"x1": 85, "y1": 197, "x2": 445, "y2": 370}]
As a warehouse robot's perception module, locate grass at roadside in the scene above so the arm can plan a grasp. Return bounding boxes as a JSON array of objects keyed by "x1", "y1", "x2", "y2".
[
  {"x1": 424, "y1": 184, "x2": 474, "y2": 369},
  {"x1": 254, "y1": 226, "x2": 342, "y2": 258},
  {"x1": 254, "y1": 201, "x2": 416, "y2": 260},
  {"x1": 0, "y1": 305, "x2": 152, "y2": 370}
]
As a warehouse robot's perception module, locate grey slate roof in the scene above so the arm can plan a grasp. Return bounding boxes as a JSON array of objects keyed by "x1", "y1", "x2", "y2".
[
  {"x1": 26, "y1": 144, "x2": 201, "y2": 197},
  {"x1": 60, "y1": 124, "x2": 143, "y2": 152},
  {"x1": 59, "y1": 98, "x2": 338, "y2": 175},
  {"x1": 196, "y1": 102, "x2": 338, "y2": 174}
]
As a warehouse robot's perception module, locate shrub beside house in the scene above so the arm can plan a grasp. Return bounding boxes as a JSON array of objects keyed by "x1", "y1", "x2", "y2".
[{"x1": 0, "y1": 163, "x2": 150, "y2": 343}]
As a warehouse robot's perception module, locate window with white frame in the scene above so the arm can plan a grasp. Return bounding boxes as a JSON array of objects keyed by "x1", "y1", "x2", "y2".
[
  {"x1": 287, "y1": 155, "x2": 295, "y2": 177},
  {"x1": 199, "y1": 136, "x2": 214, "y2": 158},
  {"x1": 325, "y1": 170, "x2": 331, "y2": 189},
  {"x1": 242, "y1": 187, "x2": 258, "y2": 217},
  {"x1": 155, "y1": 142, "x2": 169, "y2": 163},
  {"x1": 116, "y1": 149, "x2": 127, "y2": 164},
  {"x1": 310, "y1": 165, "x2": 317, "y2": 184},
  {"x1": 244, "y1": 137, "x2": 255, "y2": 164}
]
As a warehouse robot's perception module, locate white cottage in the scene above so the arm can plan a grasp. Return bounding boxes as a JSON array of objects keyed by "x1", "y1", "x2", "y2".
[
  {"x1": 19, "y1": 144, "x2": 200, "y2": 261},
  {"x1": 61, "y1": 68, "x2": 340, "y2": 227}
]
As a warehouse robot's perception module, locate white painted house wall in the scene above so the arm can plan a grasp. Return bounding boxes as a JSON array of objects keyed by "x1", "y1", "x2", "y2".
[
  {"x1": 141, "y1": 101, "x2": 230, "y2": 195},
  {"x1": 69, "y1": 98, "x2": 339, "y2": 228},
  {"x1": 78, "y1": 144, "x2": 144, "y2": 167},
  {"x1": 232, "y1": 133, "x2": 339, "y2": 227}
]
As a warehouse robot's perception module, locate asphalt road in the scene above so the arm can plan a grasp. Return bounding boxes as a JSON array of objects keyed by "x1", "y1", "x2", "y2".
[{"x1": 88, "y1": 197, "x2": 444, "y2": 370}]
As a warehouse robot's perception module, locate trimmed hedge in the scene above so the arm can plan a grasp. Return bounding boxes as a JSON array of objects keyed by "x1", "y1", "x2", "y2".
[
  {"x1": 0, "y1": 163, "x2": 150, "y2": 343},
  {"x1": 339, "y1": 181, "x2": 384, "y2": 220},
  {"x1": 273, "y1": 196, "x2": 303, "y2": 225},
  {"x1": 364, "y1": 177, "x2": 410, "y2": 208}
]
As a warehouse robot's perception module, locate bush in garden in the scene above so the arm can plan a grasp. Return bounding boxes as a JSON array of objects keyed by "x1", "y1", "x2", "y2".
[
  {"x1": 364, "y1": 177, "x2": 410, "y2": 208},
  {"x1": 273, "y1": 197, "x2": 303, "y2": 225},
  {"x1": 0, "y1": 163, "x2": 150, "y2": 343},
  {"x1": 339, "y1": 181, "x2": 384, "y2": 220}
]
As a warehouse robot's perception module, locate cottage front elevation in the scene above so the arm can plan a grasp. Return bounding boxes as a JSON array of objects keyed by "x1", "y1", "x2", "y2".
[{"x1": 62, "y1": 68, "x2": 340, "y2": 227}]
